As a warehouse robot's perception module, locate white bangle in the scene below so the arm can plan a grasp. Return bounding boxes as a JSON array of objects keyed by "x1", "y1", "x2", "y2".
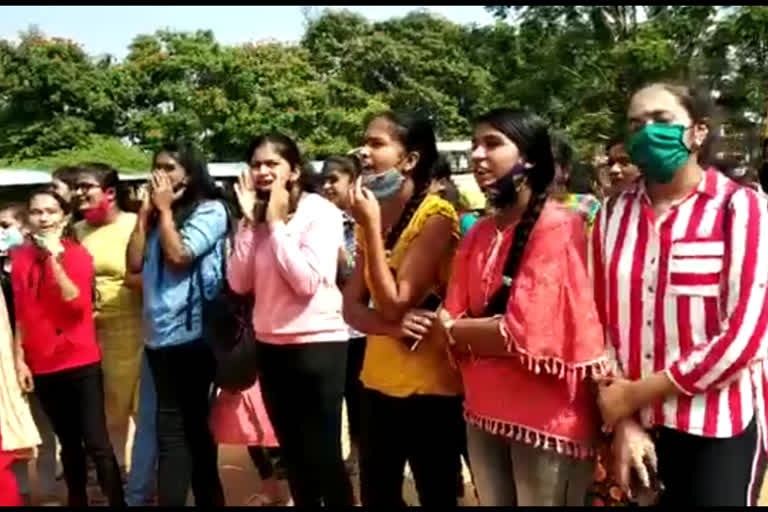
[{"x1": 443, "y1": 317, "x2": 457, "y2": 347}]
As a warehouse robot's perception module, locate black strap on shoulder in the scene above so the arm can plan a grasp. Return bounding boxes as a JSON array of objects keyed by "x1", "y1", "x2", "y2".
[{"x1": 184, "y1": 200, "x2": 232, "y2": 331}]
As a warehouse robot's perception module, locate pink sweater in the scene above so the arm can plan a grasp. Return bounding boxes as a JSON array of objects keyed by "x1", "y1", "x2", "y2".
[{"x1": 227, "y1": 193, "x2": 349, "y2": 345}]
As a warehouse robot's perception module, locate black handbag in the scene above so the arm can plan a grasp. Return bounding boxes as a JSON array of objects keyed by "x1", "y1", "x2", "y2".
[{"x1": 186, "y1": 206, "x2": 261, "y2": 393}]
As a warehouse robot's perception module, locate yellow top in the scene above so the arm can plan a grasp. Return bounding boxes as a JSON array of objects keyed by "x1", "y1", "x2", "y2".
[
  {"x1": 75, "y1": 212, "x2": 143, "y2": 321},
  {"x1": 359, "y1": 194, "x2": 464, "y2": 398},
  {"x1": 75, "y1": 212, "x2": 144, "y2": 419}
]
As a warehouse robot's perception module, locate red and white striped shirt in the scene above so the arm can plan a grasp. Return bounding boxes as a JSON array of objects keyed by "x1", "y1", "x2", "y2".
[{"x1": 590, "y1": 169, "x2": 768, "y2": 439}]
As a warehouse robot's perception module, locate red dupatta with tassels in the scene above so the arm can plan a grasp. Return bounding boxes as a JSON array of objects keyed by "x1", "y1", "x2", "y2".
[{"x1": 444, "y1": 199, "x2": 607, "y2": 459}]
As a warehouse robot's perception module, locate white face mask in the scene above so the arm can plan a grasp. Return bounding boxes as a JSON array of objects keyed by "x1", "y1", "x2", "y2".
[
  {"x1": 360, "y1": 169, "x2": 405, "y2": 200},
  {"x1": 0, "y1": 227, "x2": 24, "y2": 253}
]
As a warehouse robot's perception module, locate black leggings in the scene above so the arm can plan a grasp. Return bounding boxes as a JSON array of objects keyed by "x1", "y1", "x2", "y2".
[
  {"x1": 258, "y1": 341, "x2": 353, "y2": 506},
  {"x1": 656, "y1": 418, "x2": 767, "y2": 506},
  {"x1": 34, "y1": 363, "x2": 125, "y2": 507},
  {"x1": 247, "y1": 446, "x2": 285, "y2": 481},
  {"x1": 145, "y1": 340, "x2": 224, "y2": 506},
  {"x1": 345, "y1": 337, "x2": 367, "y2": 445},
  {"x1": 359, "y1": 388, "x2": 464, "y2": 506}
]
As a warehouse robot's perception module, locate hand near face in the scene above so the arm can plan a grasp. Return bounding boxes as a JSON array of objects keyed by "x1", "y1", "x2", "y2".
[
  {"x1": 33, "y1": 229, "x2": 64, "y2": 257},
  {"x1": 348, "y1": 177, "x2": 381, "y2": 228},
  {"x1": 234, "y1": 171, "x2": 257, "y2": 223},
  {"x1": 265, "y1": 170, "x2": 291, "y2": 223},
  {"x1": 150, "y1": 172, "x2": 177, "y2": 212},
  {"x1": 137, "y1": 183, "x2": 154, "y2": 219}
]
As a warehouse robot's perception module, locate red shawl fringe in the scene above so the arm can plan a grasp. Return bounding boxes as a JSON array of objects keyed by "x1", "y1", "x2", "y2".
[{"x1": 465, "y1": 410, "x2": 596, "y2": 460}]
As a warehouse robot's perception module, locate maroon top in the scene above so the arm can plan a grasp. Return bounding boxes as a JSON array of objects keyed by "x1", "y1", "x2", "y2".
[{"x1": 11, "y1": 240, "x2": 100, "y2": 375}]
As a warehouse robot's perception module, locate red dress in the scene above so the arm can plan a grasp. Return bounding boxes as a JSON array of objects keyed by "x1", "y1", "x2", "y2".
[
  {"x1": 0, "y1": 425, "x2": 22, "y2": 506},
  {"x1": 209, "y1": 379, "x2": 278, "y2": 447}
]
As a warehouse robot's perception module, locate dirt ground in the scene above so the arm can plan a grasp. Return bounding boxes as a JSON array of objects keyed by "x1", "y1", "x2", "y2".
[
  {"x1": 18, "y1": 401, "x2": 766, "y2": 506},
  {"x1": 21, "y1": 401, "x2": 478, "y2": 506}
]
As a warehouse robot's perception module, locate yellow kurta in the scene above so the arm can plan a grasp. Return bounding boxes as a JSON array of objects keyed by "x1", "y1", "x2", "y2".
[
  {"x1": 75, "y1": 212, "x2": 143, "y2": 427},
  {"x1": 359, "y1": 194, "x2": 463, "y2": 398}
]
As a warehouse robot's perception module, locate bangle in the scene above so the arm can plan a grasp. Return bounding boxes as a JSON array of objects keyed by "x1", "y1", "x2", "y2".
[{"x1": 443, "y1": 317, "x2": 457, "y2": 347}]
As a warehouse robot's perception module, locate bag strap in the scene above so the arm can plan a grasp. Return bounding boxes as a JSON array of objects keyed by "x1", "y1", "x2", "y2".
[{"x1": 184, "y1": 200, "x2": 232, "y2": 331}]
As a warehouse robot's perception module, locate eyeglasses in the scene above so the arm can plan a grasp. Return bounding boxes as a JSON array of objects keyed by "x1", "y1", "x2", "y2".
[{"x1": 73, "y1": 182, "x2": 101, "y2": 193}]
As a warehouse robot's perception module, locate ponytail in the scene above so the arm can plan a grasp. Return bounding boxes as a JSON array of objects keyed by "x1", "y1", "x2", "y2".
[
  {"x1": 473, "y1": 108, "x2": 556, "y2": 317},
  {"x1": 483, "y1": 190, "x2": 548, "y2": 316}
]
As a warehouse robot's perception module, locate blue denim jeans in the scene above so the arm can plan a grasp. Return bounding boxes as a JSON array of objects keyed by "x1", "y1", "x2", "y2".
[
  {"x1": 125, "y1": 352, "x2": 157, "y2": 506},
  {"x1": 466, "y1": 423, "x2": 593, "y2": 506}
]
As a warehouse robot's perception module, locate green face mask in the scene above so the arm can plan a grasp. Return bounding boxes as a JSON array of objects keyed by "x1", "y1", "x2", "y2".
[{"x1": 626, "y1": 123, "x2": 691, "y2": 184}]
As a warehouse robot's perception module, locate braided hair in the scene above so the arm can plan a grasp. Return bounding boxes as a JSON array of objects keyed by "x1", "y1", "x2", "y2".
[
  {"x1": 368, "y1": 111, "x2": 440, "y2": 250},
  {"x1": 478, "y1": 109, "x2": 557, "y2": 316}
]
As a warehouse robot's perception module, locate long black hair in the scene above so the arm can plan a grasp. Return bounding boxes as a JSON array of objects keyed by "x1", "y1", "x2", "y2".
[
  {"x1": 476, "y1": 109, "x2": 556, "y2": 316},
  {"x1": 368, "y1": 111, "x2": 440, "y2": 249},
  {"x1": 321, "y1": 155, "x2": 362, "y2": 182},
  {"x1": 152, "y1": 141, "x2": 223, "y2": 227},
  {"x1": 761, "y1": 138, "x2": 768, "y2": 193}
]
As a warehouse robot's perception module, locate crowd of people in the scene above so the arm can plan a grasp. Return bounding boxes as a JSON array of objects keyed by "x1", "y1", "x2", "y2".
[{"x1": 1, "y1": 80, "x2": 768, "y2": 507}]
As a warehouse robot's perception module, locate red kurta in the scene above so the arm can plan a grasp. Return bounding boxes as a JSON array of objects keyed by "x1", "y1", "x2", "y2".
[{"x1": 444, "y1": 200, "x2": 606, "y2": 459}]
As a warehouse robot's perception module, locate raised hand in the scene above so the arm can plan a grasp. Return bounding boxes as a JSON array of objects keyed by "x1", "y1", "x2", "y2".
[
  {"x1": 265, "y1": 171, "x2": 291, "y2": 223},
  {"x1": 33, "y1": 230, "x2": 64, "y2": 257},
  {"x1": 234, "y1": 171, "x2": 258, "y2": 223},
  {"x1": 137, "y1": 182, "x2": 153, "y2": 220},
  {"x1": 150, "y1": 171, "x2": 175, "y2": 212},
  {"x1": 348, "y1": 176, "x2": 381, "y2": 229}
]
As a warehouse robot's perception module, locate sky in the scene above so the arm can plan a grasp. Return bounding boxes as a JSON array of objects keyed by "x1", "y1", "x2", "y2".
[{"x1": 0, "y1": 5, "x2": 496, "y2": 60}]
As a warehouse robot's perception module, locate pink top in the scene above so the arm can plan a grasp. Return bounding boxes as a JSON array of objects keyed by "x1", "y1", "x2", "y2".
[{"x1": 227, "y1": 192, "x2": 349, "y2": 345}]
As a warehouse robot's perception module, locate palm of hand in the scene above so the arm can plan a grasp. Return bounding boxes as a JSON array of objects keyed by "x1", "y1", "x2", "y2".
[
  {"x1": 237, "y1": 187, "x2": 256, "y2": 218},
  {"x1": 267, "y1": 186, "x2": 290, "y2": 222}
]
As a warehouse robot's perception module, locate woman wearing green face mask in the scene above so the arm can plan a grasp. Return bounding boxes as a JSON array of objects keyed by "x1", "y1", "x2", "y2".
[{"x1": 592, "y1": 82, "x2": 768, "y2": 506}]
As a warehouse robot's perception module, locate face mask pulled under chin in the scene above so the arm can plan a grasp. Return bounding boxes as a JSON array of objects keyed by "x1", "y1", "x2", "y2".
[
  {"x1": 82, "y1": 196, "x2": 114, "y2": 225},
  {"x1": 360, "y1": 168, "x2": 405, "y2": 200},
  {"x1": 484, "y1": 163, "x2": 527, "y2": 209}
]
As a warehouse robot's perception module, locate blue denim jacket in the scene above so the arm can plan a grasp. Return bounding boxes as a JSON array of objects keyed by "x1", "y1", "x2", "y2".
[{"x1": 142, "y1": 200, "x2": 228, "y2": 349}]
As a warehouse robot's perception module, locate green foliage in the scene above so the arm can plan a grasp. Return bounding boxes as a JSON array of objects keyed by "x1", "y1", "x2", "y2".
[
  {"x1": 0, "y1": 134, "x2": 150, "y2": 172},
  {"x1": 0, "y1": 7, "x2": 765, "y2": 166}
]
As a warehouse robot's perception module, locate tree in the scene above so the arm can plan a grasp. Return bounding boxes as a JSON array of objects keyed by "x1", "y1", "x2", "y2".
[{"x1": 0, "y1": 29, "x2": 123, "y2": 159}]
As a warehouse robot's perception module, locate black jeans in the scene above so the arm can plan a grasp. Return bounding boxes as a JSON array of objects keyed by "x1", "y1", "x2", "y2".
[
  {"x1": 34, "y1": 363, "x2": 125, "y2": 507},
  {"x1": 359, "y1": 388, "x2": 464, "y2": 506},
  {"x1": 247, "y1": 446, "x2": 285, "y2": 481},
  {"x1": 258, "y1": 341, "x2": 353, "y2": 506},
  {"x1": 345, "y1": 336, "x2": 367, "y2": 446},
  {"x1": 145, "y1": 340, "x2": 224, "y2": 506},
  {"x1": 656, "y1": 418, "x2": 767, "y2": 506}
]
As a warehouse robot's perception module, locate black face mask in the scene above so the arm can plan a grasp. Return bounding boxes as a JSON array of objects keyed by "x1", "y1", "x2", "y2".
[{"x1": 485, "y1": 163, "x2": 527, "y2": 209}]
